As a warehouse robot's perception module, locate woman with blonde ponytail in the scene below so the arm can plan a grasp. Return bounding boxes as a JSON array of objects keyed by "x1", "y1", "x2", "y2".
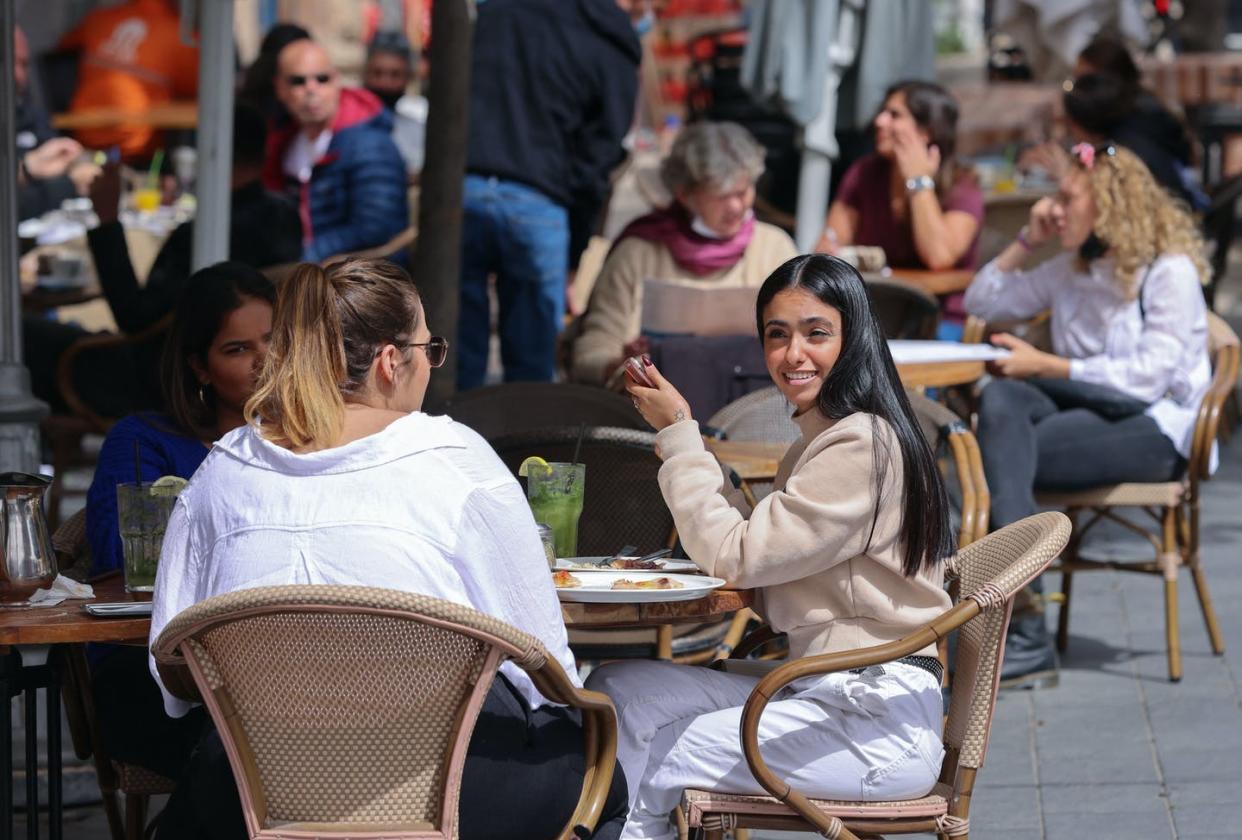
[{"x1": 148, "y1": 258, "x2": 628, "y2": 839}]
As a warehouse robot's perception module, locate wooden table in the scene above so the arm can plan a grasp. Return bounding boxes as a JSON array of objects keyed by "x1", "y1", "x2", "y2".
[
  {"x1": 51, "y1": 101, "x2": 198, "y2": 131},
  {"x1": 894, "y1": 359, "x2": 986, "y2": 389},
  {"x1": 705, "y1": 439, "x2": 789, "y2": 482},
  {"x1": 1, "y1": 575, "x2": 147, "y2": 840},
  {"x1": 560, "y1": 588, "x2": 752, "y2": 630},
  {"x1": 887, "y1": 268, "x2": 975, "y2": 296}
]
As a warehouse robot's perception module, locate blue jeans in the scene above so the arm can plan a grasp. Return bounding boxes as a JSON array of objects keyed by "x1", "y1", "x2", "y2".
[{"x1": 457, "y1": 175, "x2": 569, "y2": 390}]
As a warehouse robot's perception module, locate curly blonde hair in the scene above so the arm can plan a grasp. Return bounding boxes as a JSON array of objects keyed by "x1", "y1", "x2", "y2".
[{"x1": 1075, "y1": 145, "x2": 1209, "y2": 299}]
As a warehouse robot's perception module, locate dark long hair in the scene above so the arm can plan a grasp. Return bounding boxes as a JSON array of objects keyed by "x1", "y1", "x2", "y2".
[
  {"x1": 754, "y1": 255, "x2": 952, "y2": 576},
  {"x1": 1063, "y1": 72, "x2": 1134, "y2": 137},
  {"x1": 881, "y1": 80, "x2": 964, "y2": 200},
  {"x1": 161, "y1": 262, "x2": 276, "y2": 440}
]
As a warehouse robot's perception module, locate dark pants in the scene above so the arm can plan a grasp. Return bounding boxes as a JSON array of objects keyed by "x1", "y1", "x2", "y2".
[
  {"x1": 157, "y1": 674, "x2": 629, "y2": 840},
  {"x1": 21, "y1": 316, "x2": 142, "y2": 418},
  {"x1": 457, "y1": 175, "x2": 569, "y2": 390},
  {"x1": 91, "y1": 646, "x2": 208, "y2": 779},
  {"x1": 977, "y1": 378, "x2": 1185, "y2": 531}
]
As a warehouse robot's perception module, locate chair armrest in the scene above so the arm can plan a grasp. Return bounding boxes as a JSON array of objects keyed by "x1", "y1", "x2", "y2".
[
  {"x1": 736, "y1": 598, "x2": 982, "y2": 836},
  {"x1": 151, "y1": 638, "x2": 206, "y2": 704}
]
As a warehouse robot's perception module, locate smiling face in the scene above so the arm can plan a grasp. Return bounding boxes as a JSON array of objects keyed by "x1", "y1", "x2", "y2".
[
  {"x1": 761, "y1": 288, "x2": 844, "y2": 414},
  {"x1": 873, "y1": 92, "x2": 928, "y2": 158},
  {"x1": 191, "y1": 296, "x2": 273, "y2": 426},
  {"x1": 677, "y1": 173, "x2": 755, "y2": 239}
]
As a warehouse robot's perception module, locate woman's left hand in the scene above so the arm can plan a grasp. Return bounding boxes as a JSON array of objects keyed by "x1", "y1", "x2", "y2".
[
  {"x1": 989, "y1": 333, "x2": 1070, "y2": 379},
  {"x1": 892, "y1": 122, "x2": 940, "y2": 182},
  {"x1": 624, "y1": 357, "x2": 693, "y2": 431}
]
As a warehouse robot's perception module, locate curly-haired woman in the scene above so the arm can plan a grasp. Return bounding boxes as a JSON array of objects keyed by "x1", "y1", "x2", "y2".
[{"x1": 963, "y1": 143, "x2": 1213, "y2": 685}]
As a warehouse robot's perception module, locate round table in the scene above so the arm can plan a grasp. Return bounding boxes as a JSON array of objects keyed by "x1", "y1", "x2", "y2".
[
  {"x1": 894, "y1": 359, "x2": 987, "y2": 389},
  {"x1": 560, "y1": 588, "x2": 753, "y2": 630}
]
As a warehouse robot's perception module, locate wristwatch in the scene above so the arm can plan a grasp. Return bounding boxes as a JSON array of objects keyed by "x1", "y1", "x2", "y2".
[{"x1": 905, "y1": 175, "x2": 935, "y2": 194}]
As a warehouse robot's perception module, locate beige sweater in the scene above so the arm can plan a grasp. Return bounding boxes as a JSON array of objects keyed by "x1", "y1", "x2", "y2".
[
  {"x1": 571, "y1": 222, "x2": 798, "y2": 384},
  {"x1": 656, "y1": 410, "x2": 951, "y2": 660}
]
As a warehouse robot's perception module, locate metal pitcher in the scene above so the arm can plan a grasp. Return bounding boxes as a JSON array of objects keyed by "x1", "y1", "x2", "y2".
[{"x1": 0, "y1": 473, "x2": 57, "y2": 603}]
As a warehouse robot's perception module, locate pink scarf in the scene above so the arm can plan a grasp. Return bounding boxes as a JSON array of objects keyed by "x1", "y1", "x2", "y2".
[{"x1": 611, "y1": 203, "x2": 755, "y2": 276}]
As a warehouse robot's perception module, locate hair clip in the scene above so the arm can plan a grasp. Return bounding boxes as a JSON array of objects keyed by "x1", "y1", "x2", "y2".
[{"x1": 1071, "y1": 143, "x2": 1117, "y2": 170}]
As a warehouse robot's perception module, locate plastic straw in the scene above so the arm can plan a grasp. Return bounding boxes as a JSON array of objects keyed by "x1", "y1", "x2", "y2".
[
  {"x1": 133, "y1": 440, "x2": 142, "y2": 486},
  {"x1": 571, "y1": 423, "x2": 586, "y2": 467},
  {"x1": 146, "y1": 149, "x2": 165, "y2": 190}
]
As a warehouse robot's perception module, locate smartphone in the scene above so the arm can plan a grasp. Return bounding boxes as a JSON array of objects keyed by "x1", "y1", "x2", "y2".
[{"x1": 623, "y1": 355, "x2": 654, "y2": 387}]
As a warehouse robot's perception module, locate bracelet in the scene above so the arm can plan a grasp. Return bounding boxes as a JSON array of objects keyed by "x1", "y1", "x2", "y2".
[
  {"x1": 1015, "y1": 225, "x2": 1034, "y2": 252},
  {"x1": 905, "y1": 174, "x2": 935, "y2": 194}
]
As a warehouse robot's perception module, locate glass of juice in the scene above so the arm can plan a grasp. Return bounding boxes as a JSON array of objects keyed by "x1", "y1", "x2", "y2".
[
  {"x1": 526, "y1": 463, "x2": 585, "y2": 559},
  {"x1": 116, "y1": 482, "x2": 181, "y2": 592}
]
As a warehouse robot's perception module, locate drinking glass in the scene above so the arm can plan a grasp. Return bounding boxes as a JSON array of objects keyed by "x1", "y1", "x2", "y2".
[
  {"x1": 116, "y1": 482, "x2": 180, "y2": 592},
  {"x1": 526, "y1": 463, "x2": 585, "y2": 559}
]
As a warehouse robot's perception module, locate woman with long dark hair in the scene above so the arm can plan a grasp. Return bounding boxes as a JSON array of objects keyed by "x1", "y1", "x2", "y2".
[
  {"x1": 587, "y1": 254, "x2": 953, "y2": 840},
  {"x1": 84, "y1": 261, "x2": 274, "y2": 793}
]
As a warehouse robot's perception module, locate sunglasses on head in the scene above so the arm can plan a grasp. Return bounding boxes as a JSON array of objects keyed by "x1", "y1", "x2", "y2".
[
  {"x1": 286, "y1": 73, "x2": 332, "y2": 87},
  {"x1": 397, "y1": 337, "x2": 449, "y2": 368}
]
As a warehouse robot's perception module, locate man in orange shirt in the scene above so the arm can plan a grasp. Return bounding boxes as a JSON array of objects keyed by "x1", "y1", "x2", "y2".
[{"x1": 58, "y1": 0, "x2": 199, "y2": 160}]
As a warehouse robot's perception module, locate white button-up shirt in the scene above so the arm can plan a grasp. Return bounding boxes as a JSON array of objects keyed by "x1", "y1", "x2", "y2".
[
  {"x1": 148, "y1": 413, "x2": 580, "y2": 718},
  {"x1": 964, "y1": 252, "x2": 1214, "y2": 465}
]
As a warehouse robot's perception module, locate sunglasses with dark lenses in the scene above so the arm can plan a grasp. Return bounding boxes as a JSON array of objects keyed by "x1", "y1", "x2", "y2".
[
  {"x1": 401, "y1": 337, "x2": 449, "y2": 368},
  {"x1": 286, "y1": 73, "x2": 333, "y2": 87}
]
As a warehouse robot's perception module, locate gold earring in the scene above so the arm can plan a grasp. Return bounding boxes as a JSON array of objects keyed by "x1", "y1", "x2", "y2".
[{"x1": 198, "y1": 384, "x2": 208, "y2": 406}]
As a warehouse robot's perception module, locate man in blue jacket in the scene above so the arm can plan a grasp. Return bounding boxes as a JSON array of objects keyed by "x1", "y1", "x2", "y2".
[
  {"x1": 264, "y1": 40, "x2": 408, "y2": 263},
  {"x1": 458, "y1": 0, "x2": 642, "y2": 390}
]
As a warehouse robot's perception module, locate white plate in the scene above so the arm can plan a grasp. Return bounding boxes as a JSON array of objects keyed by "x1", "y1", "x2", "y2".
[
  {"x1": 556, "y1": 556, "x2": 699, "y2": 573},
  {"x1": 554, "y1": 571, "x2": 725, "y2": 603}
]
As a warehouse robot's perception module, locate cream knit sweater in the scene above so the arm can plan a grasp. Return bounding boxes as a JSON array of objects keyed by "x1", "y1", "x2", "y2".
[
  {"x1": 570, "y1": 222, "x2": 797, "y2": 385},
  {"x1": 656, "y1": 410, "x2": 951, "y2": 660}
]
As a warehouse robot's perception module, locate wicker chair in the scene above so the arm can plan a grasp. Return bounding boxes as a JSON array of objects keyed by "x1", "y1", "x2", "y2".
[
  {"x1": 706, "y1": 388, "x2": 799, "y2": 445},
  {"x1": 151, "y1": 585, "x2": 618, "y2": 840},
  {"x1": 1036, "y1": 313, "x2": 1241, "y2": 681},
  {"x1": 682, "y1": 511, "x2": 1071, "y2": 840},
  {"x1": 864, "y1": 277, "x2": 940, "y2": 341},
  {"x1": 907, "y1": 392, "x2": 990, "y2": 549},
  {"x1": 443, "y1": 382, "x2": 647, "y2": 442},
  {"x1": 50, "y1": 511, "x2": 177, "y2": 840}
]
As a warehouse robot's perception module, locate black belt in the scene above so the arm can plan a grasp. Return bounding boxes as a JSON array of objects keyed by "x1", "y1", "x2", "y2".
[{"x1": 848, "y1": 655, "x2": 943, "y2": 685}]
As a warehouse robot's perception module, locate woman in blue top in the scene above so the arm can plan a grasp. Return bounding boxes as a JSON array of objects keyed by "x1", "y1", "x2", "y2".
[
  {"x1": 84, "y1": 261, "x2": 274, "y2": 785},
  {"x1": 86, "y1": 262, "x2": 276, "y2": 574}
]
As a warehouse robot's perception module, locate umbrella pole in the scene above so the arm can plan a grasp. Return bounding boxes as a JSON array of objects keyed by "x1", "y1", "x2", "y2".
[{"x1": 0, "y1": 0, "x2": 49, "y2": 473}]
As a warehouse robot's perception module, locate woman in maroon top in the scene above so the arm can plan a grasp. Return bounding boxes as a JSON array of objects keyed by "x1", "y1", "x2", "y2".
[{"x1": 817, "y1": 81, "x2": 983, "y2": 334}]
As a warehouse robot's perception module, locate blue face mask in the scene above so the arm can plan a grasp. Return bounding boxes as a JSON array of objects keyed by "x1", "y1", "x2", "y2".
[{"x1": 634, "y1": 9, "x2": 655, "y2": 37}]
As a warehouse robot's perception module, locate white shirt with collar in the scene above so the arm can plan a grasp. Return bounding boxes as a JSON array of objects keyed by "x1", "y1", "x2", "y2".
[
  {"x1": 964, "y1": 251, "x2": 1214, "y2": 467},
  {"x1": 148, "y1": 412, "x2": 580, "y2": 717}
]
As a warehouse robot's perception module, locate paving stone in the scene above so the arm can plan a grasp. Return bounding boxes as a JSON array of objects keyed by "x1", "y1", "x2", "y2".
[
  {"x1": 967, "y1": 784, "x2": 1042, "y2": 830},
  {"x1": 1042, "y1": 810, "x2": 1174, "y2": 839},
  {"x1": 1039, "y1": 782, "x2": 1167, "y2": 816},
  {"x1": 1171, "y1": 805, "x2": 1242, "y2": 836}
]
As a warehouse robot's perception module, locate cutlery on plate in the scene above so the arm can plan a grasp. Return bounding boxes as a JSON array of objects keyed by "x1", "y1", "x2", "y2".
[
  {"x1": 632, "y1": 548, "x2": 674, "y2": 565},
  {"x1": 597, "y1": 545, "x2": 638, "y2": 567}
]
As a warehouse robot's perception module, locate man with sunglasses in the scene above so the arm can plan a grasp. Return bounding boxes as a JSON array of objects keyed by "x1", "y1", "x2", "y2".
[{"x1": 263, "y1": 40, "x2": 408, "y2": 264}]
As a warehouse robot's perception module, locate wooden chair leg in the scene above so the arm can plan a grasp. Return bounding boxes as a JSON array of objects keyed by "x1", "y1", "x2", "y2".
[
  {"x1": 1162, "y1": 507, "x2": 1182, "y2": 682},
  {"x1": 125, "y1": 793, "x2": 147, "y2": 840},
  {"x1": 101, "y1": 791, "x2": 125, "y2": 840},
  {"x1": 1055, "y1": 570, "x2": 1073, "y2": 653}
]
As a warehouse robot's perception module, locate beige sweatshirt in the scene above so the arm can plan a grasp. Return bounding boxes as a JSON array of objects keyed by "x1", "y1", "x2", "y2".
[
  {"x1": 656, "y1": 410, "x2": 951, "y2": 661},
  {"x1": 570, "y1": 222, "x2": 798, "y2": 384}
]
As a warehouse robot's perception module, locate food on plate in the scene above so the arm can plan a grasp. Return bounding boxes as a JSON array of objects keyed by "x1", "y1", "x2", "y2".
[
  {"x1": 610, "y1": 577, "x2": 684, "y2": 591},
  {"x1": 610, "y1": 558, "x2": 664, "y2": 570},
  {"x1": 552, "y1": 569, "x2": 583, "y2": 589}
]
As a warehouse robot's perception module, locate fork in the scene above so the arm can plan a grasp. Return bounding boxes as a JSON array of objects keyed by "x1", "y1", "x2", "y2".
[{"x1": 597, "y1": 544, "x2": 638, "y2": 567}]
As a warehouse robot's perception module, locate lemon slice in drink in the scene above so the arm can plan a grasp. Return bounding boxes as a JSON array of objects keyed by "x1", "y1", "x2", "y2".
[
  {"x1": 150, "y1": 475, "x2": 189, "y2": 497},
  {"x1": 517, "y1": 456, "x2": 549, "y2": 478}
]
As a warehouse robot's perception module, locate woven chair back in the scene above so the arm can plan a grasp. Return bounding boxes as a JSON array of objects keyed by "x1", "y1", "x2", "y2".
[
  {"x1": 154, "y1": 586, "x2": 547, "y2": 838},
  {"x1": 706, "y1": 387, "x2": 800, "y2": 444},
  {"x1": 442, "y1": 382, "x2": 647, "y2": 441},
  {"x1": 491, "y1": 426, "x2": 673, "y2": 557},
  {"x1": 907, "y1": 391, "x2": 989, "y2": 547},
  {"x1": 864, "y1": 277, "x2": 939, "y2": 340},
  {"x1": 1189, "y1": 313, "x2": 1241, "y2": 482},
  {"x1": 942, "y1": 512, "x2": 1071, "y2": 771}
]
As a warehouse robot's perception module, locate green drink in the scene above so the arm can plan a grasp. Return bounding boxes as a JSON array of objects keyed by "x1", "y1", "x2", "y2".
[
  {"x1": 526, "y1": 463, "x2": 585, "y2": 558},
  {"x1": 116, "y1": 479, "x2": 183, "y2": 592}
]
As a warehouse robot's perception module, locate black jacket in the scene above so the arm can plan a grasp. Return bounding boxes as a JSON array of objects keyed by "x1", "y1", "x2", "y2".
[{"x1": 466, "y1": 0, "x2": 641, "y2": 264}]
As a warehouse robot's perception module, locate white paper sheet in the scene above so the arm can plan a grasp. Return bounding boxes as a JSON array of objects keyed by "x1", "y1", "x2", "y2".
[
  {"x1": 640, "y1": 278, "x2": 758, "y2": 337},
  {"x1": 887, "y1": 340, "x2": 1011, "y2": 364}
]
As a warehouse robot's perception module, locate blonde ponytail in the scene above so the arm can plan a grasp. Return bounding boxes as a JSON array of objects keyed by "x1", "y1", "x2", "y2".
[{"x1": 245, "y1": 263, "x2": 348, "y2": 449}]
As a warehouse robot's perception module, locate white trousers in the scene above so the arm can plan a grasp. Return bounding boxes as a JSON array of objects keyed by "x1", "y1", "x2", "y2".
[{"x1": 585, "y1": 659, "x2": 944, "y2": 840}]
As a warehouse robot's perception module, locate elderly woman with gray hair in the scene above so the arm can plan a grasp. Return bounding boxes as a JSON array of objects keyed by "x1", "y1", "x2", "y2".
[{"x1": 570, "y1": 122, "x2": 797, "y2": 386}]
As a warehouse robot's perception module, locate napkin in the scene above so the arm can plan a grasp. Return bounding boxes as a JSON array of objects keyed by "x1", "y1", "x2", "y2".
[{"x1": 27, "y1": 575, "x2": 95, "y2": 607}]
